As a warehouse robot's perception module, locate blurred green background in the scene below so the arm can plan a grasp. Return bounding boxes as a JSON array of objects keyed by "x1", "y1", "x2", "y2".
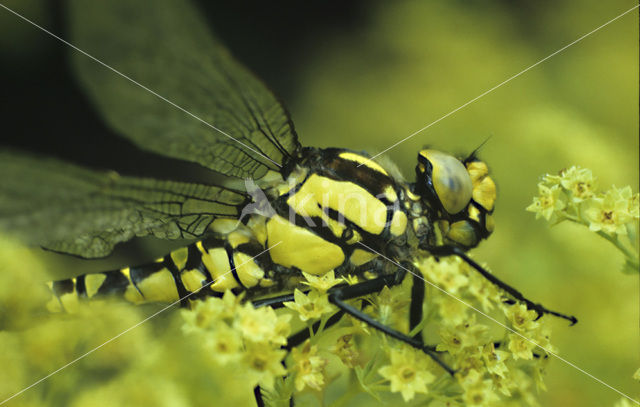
[{"x1": 0, "y1": 0, "x2": 638, "y2": 406}]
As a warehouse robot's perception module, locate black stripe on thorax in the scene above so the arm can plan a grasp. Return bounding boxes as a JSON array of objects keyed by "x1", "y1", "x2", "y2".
[{"x1": 310, "y1": 148, "x2": 399, "y2": 201}]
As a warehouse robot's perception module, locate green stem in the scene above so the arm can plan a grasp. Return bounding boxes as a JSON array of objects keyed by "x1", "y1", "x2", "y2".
[{"x1": 596, "y1": 231, "x2": 638, "y2": 262}]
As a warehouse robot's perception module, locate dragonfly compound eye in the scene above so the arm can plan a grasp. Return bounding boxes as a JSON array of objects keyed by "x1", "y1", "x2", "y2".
[{"x1": 417, "y1": 149, "x2": 473, "y2": 215}]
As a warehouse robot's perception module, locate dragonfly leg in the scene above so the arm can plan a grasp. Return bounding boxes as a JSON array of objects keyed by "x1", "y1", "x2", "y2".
[
  {"x1": 285, "y1": 310, "x2": 346, "y2": 350},
  {"x1": 252, "y1": 293, "x2": 297, "y2": 309},
  {"x1": 253, "y1": 386, "x2": 265, "y2": 407},
  {"x1": 328, "y1": 275, "x2": 455, "y2": 375},
  {"x1": 409, "y1": 271, "x2": 425, "y2": 344},
  {"x1": 429, "y1": 245, "x2": 578, "y2": 325}
]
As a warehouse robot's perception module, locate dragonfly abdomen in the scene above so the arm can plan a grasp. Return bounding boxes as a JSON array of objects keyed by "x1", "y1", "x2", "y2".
[{"x1": 46, "y1": 228, "x2": 276, "y2": 313}]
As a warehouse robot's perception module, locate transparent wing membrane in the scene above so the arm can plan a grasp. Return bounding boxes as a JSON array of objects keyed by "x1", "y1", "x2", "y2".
[
  {"x1": 68, "y1": 0, "x2": 300, "y2": 179},
  {"x1": 0, "y1": 151, "x2": 245, "y2": 258}
]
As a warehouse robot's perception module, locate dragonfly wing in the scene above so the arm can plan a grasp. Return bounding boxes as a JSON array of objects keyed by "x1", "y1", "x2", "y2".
[
  {"x1": 0, "y1": 151, "x2": 245, "y2": 258},
  {"x1": 68, "y1": 0, "x2": 301, "y2": 179}
]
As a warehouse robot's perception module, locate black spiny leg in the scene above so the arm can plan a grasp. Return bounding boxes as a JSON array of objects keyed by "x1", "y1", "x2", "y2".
[
  {"x1": 327, "y1": 274, "x2": 455, "y2": 375},
  {"x1": 254, "y1": 386, "x2": 265, "y2": 407},
  {"x1": 430, "y1": 246, "x2": 578, "y2": 325},
  {"x1": 252, "y1": 293, "x2": 297, "y2": 309},
  {"x1": 409, "y1": 271, "x2": 425, "y2": 344},
  {"x1": 252, "y1": 293, "x2": 346, "y2": 407},
  {"x1": 286, "y1": 310, "x2": 346, "y2": 350}
]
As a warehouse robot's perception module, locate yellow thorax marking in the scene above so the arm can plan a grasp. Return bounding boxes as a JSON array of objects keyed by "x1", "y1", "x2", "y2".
[
  {"x1": 266, "y1": 215, "x2": 345, "y2": 275},
  {"x1": 287, "y1": 174, "x2": 388, "y2": 235},
  {"x1": 339, "y1": 152, "x2": 389, "y2": 175}
]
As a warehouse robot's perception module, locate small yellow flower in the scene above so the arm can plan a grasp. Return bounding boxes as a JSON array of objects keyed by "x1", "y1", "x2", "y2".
[
  {"x1": 182, "y1": 291, "x2": 240, "y2": 333},
  {"x1": 422, "y1": 256, "x2": 469, "y2": 294},
  {"x1": 507, "y1": 333, "x2": 536, "y2": 360},
  {"x1": 542, "y1": 172, "x2": 562, "y2": 186},
  {"x1": 505, "y1": 303, "x2": 540, "y2": 333},
  {"x1": 526, "y1": 183, "x2": 567, "y2": 222},
  {"x1": 291, "y1": 340, "x2": 327, "y2": 391},
  {"x1": 202, "y1": 323, "x2": 243, "y2": 365},
  {"x1": 330, "y1": 335, "x2": 359, "y2": 368},
  {"x1": 532, "y1": 358, "x2": 549, "y2": 392},
  {"x1": 456, "y1": 367, "x2": 483, "y2": 389},
  {"x1": 582, "y1": 187, "x2": 633, "y2": 235},
  {"x1": 378, "y1": 347, "x2": 435, "y2": 402},
  {"x1": 457, "y1": 354, "x2": 484, "y2": 378},
  {"x1": 462, "y1": 378, "x2": 499, "y2": 407},
  {"x1": 375, "y1": 286, "x2": 409, "y2": 325},
  {"x1": 243, "y1": 343, "x2": 287, "y2": 389},
  {"x1": 437, "y1": 325, "x2": 465, "y2": 354},
  {"x1": 343, "y1": 275, "x2": 359, "y2": 285},
  {"x1": 347, "y1": 315, "x2": 371, "y2": 335},
  {"x1": 532, "y1": 328, "x2": 556, "y2": 354},
  {"x1": 466, "y1": 273, "x2": 501, "y2": 312},
  {"x1": 491, "y1": 373, "x2": 513, "y2": 397},
  {"x1": 613, "y1": 185, "x2": 640, "y2": 220},
  {"x1": 234, "y1": 303, "x2": 291, "y2": 345},
  {"x1": 301, "y1": 271, "x2": 343, "y2": 292},
  {"x1": 437, "y1": 319, "x2": 488, "y2": 354},
  {"x1": 558, "y1": 166, "x2": 597, "y2": 202},
  {"x1": 272, "y1": 313, "x2": 293, "y2": 346},
  {"x1": 481, "y1": 343, "x2": 509, "y2": 378},
  {"x1": 283, "y1": 289, "x2": 334, "y2": 322},
  {"x1": 436, "y1": 296, "x2": 469, "y2": 326}
]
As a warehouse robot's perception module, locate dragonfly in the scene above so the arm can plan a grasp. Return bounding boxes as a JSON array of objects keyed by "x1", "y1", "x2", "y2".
[{"x1": 0, "y1": 0, "x2": 577, "y2": 405}]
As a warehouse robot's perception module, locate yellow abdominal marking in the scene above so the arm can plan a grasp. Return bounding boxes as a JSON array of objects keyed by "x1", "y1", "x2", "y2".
[
  {"x1": 207, "y1": 248, "x2": 240, "y2": 291},
  {"x1": 84, "y1": 273, "x2": 106, "y2": 298},
  {"x1": 181, "y1": 269, "x2": 208, "y2": 292},
  {"x1": 134, "y1": 269, "x2": 179, "y2": 303},
  {"x1": 171, "y1": 247, "x2": 189, "y2": 270},
  {"x1": 233, "y1": 252, "x2": 265, "y2": 287}
]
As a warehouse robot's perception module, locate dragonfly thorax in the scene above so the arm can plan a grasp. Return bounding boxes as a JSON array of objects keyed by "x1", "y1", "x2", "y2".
[{"x1": 243, "y1": 148, "x2": 411, "y2": 278}]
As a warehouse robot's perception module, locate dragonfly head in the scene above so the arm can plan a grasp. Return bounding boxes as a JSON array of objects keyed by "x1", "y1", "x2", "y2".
[{"x1": 414, "y1": 149, "x2": 496, "y2": 249}]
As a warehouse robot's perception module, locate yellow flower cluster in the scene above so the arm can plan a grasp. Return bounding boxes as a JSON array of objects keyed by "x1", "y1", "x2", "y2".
[
  {"x1": 291, "y1": 340, "x2": 327, "y2": 392},
  {"x1": 527, "y1": 166, "x2": 639, "y2": 274},
  {"x1": 400, "y1": 256, "x2": 556, "y2": 405},
  {"x1": 378, "y1": 347, "x2": 435, "y2": 401},
  {"x1": 0, "y1": 236, "x2": 563, "y2": 406},
  {"x1": 181, "y1": 291, "x2": 291, "y2": 389},
  {"x1": 0, "y1": 236, "x2": 259, "y2": 406},
  {"x1": 252, "y1": 257, "x2": 560, "y2": 405},
  {"x1": 283, "y1": 271, "x2": 340, "y2": 322}
]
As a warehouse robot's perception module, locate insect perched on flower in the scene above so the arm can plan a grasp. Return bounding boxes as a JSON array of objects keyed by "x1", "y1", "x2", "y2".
[{"x1": 0, "y1": 1, "x2": 585, "y2": 406}]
